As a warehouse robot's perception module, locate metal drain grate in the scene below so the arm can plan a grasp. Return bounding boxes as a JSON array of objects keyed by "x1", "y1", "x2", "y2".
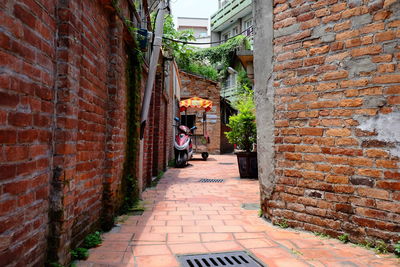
[
  {"x1": 199, "y1": 178, "x2": 224, "y2": 183},
  {"x1": 178, "y1": 251, "x2": 262, "y2": 267}
]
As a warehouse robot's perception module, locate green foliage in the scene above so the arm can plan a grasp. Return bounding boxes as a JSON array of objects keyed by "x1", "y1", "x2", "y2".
[
  {"x1": 120, "y1": 46, "x2": 142, "y2": 214},
  {"x1": 395, "y1": 241, "x2": 400, "y2": 257},
  {"x1": 338, "y1": 233, "x2": 349, "y2": 243},
  {"x1": 104, "y1": 1, "x2": 142, "y2": 222},
  {"x1": 225, "y1": 93, "x2": 256, "y2": 152},
  {"x1": 71, "y1": 248, "x2": 89, "y2": 261},
  {"x1": 158, "y1": 13, "x2": 249, "y2": 81},
  {"x1": 258, "y1": 209, "x2": 263, "y2": 217},
  {"x1": 192, "y1": 35, "x2": 250, "y2": 78},
  {"x1": 236, "y1": 70, "x2": 252, "y2": 95},
  {"x1": 83, "y1": 232, "x2": 102, "y2": 249},
  {"x1": 314, "y1": 232, "x2": 330, "y2": 239},
  {"x1": 161, "y1": 14, "x2": 196, "y2": 55},
  {"x1": 151, "y1": 171, "x2": 165, "y2": 187},
  {"x1": 275, "y1": 219, "x2": 289, "y2": 229},
  {"x1": 184, "y1": 62, "x2": 219, "y2": 81},
  {"x1": 358, "y1": 240, "x2": 374, "y2": 249},
  {"x1": 374, "y1": 240, "x2": 388, "y2": 254}
]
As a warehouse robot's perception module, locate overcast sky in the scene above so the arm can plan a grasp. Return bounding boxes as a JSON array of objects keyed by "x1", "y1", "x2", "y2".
[{"x1": 170, "y1": 0, "x2": 219, "y2": 22}]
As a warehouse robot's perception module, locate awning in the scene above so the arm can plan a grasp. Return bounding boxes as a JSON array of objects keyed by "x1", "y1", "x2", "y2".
[{"x1": 179, "y1": 97, "x2": 213, "y2": 112}]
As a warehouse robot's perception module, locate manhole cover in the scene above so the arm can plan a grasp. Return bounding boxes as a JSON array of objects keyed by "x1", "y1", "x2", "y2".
[
  {"x1": 199, "y1": 179, "x2": 224, "y2": 183},
  {"x1": 241, "y1": 203, "x2": 260, "y2": 210},
  {"x1": 178, "y1": 251, "x2": 263, "y2": 267}
]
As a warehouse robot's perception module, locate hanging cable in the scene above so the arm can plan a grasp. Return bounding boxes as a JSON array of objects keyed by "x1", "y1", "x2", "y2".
[{"x1": 162, "y1": 25, "x2": 254, "y2": 45}]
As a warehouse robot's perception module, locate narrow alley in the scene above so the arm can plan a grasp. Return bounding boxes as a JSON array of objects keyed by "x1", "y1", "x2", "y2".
[
  {"x1": 1, "y1": 0, "x2": 400, "y2": 266},
  {"x1": 78, "y1": 155, "x2": 398, "y2": 267}
]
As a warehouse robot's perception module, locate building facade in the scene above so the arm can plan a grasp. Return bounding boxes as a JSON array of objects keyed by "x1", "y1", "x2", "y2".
[
  {"x1": 211, "y1": 0, "x2": 253, "y2": 44},
  {"x1": 211, "y1": 0, "x2": 254, "y2": 102},
  {"x1": 177, "y1": 17, "x2": 211, "y2": 48}
]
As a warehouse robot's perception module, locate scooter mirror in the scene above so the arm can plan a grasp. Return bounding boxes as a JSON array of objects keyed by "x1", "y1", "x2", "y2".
[{"x1": 174, "y1": 117, "x2": 180, "y2": 122}]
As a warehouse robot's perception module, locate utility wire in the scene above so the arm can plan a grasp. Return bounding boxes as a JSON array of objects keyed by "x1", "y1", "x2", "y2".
[{"x1": 162, "y1": 26, "x2": 254, "y2": 45}]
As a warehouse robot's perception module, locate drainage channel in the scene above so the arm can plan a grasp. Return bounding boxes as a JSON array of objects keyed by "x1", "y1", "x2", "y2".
[
  {"x1": 178, "y1": 251, "x2": 263, "y2": 267},
  {"x1": 199, "y1": 178, "x2": 224, "y2": 183}
]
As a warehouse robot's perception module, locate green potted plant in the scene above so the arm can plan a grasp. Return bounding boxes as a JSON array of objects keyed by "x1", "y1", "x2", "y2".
[{"x1": 225, "y1": 92, "x2": 258, "y2": 178}]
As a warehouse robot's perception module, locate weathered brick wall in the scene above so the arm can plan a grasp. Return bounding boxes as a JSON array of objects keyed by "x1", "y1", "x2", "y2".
[
  {"x1": 0, "y1": 0, "x2": 146, "y2": 265},
  {"x1": 260, "y1": 0, "x2": 400, "y2": 247},
  {"x1": 142, "y1": 63, "x2": 175, "y2": 186},
  {"x1": 0, "y1": 0, "x2": 56, "y2": 265},
  {"x1": 179, "y1": 71, "x2": 222, "y2": 154},
  {"x1": 152, "y1": 71, "x2": 168, "y2": 176}
]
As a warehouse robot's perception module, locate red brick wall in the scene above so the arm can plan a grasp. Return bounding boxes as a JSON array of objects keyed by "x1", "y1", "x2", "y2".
[
  {"x1": 0, "y1": 0, "x2": 143, "y2": 265},
  {"x1": 0, "y1": 0, "x2": 56, "y2": 265},
  {"x1": 179, "y1": 71, "x2": 222, "y2": 154},
  {"x1": 142, "y1": 63, "x2": 174, "y2": 184},
  {"x1": 262, "y1": 0, "x2": 400, "y2": 247}
]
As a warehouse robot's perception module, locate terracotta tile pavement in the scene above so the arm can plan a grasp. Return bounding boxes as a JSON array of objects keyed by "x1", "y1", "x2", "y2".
[{"x1": 77, "y1": 154, "x2": 399, "y2": 267}]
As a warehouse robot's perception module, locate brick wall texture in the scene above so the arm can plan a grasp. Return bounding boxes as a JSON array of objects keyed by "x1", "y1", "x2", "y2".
[
  {"x1": 0, "y1": 0, "x2": 172, "y2": 265},
  {"x1": 179, "y1": 71, "x2": 222, "y2": 154},
  {"x1": 261, "y1": 0, "x2": 400, "y2": 247}
]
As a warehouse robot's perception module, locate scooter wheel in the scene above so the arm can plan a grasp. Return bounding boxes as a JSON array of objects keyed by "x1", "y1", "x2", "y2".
[
  {"x1": 201, "y1": 152, "x2": 209, "y2": 160},
  {"x1": 176, "y1": 153, "x2": 188, "y2": 168}
]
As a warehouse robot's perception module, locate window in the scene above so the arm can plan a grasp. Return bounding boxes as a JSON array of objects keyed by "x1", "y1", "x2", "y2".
[
  {"x1": 224, "y1": 73, "x2": 237, "y2": 89},
  {"x1": 223, "y1": 33, "x2": 229, "y2": 41},
  {"x1": 244, "y1": 19, "x2": 253, "y2": 36},
  {"x1": 245, "y1": 19, "x2": 253, "y2": 30},
  {"x1": 232, "y1": 26, "x2": 238, "y2": 36}
]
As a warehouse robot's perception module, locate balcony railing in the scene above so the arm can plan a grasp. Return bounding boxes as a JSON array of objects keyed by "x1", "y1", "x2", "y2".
[{"x1": 211, "y1": 0, "x2": 252, "y2": 31}]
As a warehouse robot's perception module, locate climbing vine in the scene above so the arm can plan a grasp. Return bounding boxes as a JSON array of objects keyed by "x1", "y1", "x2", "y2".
[
  {"x1": 110, "y1": 0, "x2": 143, "y2": 216},
  {"x1": 120, "y1": 46, "x2": 142, "y2": 214},
  {"x1": 191, "y1": 35, "x2": 251, "y2": 77},
  {"x1": 158, "y1": 14, "x2": 250, "y2": 81}
]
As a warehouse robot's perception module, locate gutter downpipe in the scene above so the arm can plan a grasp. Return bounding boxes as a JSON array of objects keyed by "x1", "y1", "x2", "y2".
[{"x1": 138, "y1": 0, "x2": 167, "y2": 195}]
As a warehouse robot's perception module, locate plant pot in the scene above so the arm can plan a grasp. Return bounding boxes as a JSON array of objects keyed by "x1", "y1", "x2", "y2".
[{"x1": 235, "y1": 152, "x2": 258, "y2": 179}]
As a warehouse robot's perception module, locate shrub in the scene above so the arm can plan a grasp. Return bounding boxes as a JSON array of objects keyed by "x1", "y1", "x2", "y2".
[
  {"x1": 83, "y1": 231, "x2": 102, "y2": 248},
  {"x1": 274, "y1": 219, "x2": 289, "y2": 229},
  {"x1": 71, "y1": 248, "x2": 89, "y2": 261},
  {"x1": 374, "y1": 240, "x2": 388, "y2": 254},
  {"x1": 394, "y1": 241, "x2": 400, "y2": 257},
  {"x1": 225, "y1": 94, "x2": 256, "y2": 152},
  {"x1": 338, "y1": 233, "x2": 349, "y2": 243}
]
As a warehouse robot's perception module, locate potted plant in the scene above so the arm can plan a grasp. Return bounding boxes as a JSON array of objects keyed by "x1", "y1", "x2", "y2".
[{"x1": 225, "y1": 93, "x2": 258, "y2": 178}]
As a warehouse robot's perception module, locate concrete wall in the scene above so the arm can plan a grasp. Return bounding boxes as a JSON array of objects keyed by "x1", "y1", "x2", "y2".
[{"x1": 254, "y1": 0, "x2": 400, "y2": 248}]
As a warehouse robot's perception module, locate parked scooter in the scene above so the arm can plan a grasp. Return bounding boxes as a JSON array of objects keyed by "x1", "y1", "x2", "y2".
[{"x1": 174, "y1": 117, "x2": 197, "y2": 167}]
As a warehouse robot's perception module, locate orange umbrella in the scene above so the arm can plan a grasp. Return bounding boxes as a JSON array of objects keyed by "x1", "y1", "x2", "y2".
[{"x1": 179, "y1": 97, "x2": 213, "y2": 112}]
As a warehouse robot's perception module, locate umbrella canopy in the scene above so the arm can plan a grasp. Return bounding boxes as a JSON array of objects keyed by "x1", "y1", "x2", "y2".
[{"x1": 179, "y1": 97, "x2": 213, "y2": 112}]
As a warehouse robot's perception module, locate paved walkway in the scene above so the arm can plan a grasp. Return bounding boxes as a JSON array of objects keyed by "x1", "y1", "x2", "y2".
[{"x1": 78, "y1": 154, "x2": 399, "y2": 267}]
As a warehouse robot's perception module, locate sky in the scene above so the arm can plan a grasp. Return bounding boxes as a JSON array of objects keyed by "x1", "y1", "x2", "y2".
[{"x1": 170, "y1": 0, "x2": 219, "y2": 23}]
